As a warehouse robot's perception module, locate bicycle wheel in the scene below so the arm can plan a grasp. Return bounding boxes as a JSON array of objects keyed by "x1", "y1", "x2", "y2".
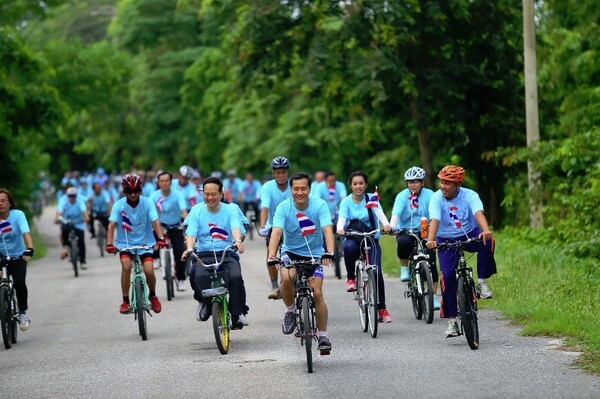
[
  {"x1": 10, "y1": 292, "x2": 17, "y2": 344},
  {"x1": 212, "y1": 300, "x2": 229, "y2": 354},
  {"x1": 301, "y1": 295, "x2": 313, "y2": 373},
  {"x1": 164, "y1": 250, "x2": 174, "y2": 301},
  {"x1": 418, "y1": 261, "x2": 435, "y2": 324},
  {"x1": 410, "y1": 262, "x2": 423, "y2": 320},
  {"x1": 70, "y1": 237, "x2": 79, "y2": 277},
  {"x1": 97, "y1": 225, "x2": 105, "y2": 257},
  {"x1": 366, "y1": 268, "x2": 378, "y2": 338},
  {"x1": 0, "y1": 286, "x2": 11, "y2": 349},
  {"x1": 135, "y1": 278, "x2": 147, "y2": 341},
  {"x1": 458, "y1": 275, "x2": 479, "y2": 350},
  {"x1": 356, "y1": 262, "x2": 368, "y2": 332}
]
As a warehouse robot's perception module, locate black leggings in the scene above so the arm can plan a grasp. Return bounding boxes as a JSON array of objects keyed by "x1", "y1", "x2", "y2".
[
  {"x1": 62, "y1": 227, "x2": 86, "y2": 263},
  {"x1": 396, "y1": 235, "x2": 438, "y2": 283},
  {"x1": 4, "y1": 258, "x2": 28, "y2": 311}
]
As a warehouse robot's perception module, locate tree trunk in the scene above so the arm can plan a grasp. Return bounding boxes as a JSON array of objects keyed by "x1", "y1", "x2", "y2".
[{"x1": 409, "y1": 96, "x2": 434, "y2": 189}]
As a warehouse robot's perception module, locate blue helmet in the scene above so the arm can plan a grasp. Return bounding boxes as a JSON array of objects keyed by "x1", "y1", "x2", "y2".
[{"x1": 270, "y1": 156, "x2": 290, "y2": 170}]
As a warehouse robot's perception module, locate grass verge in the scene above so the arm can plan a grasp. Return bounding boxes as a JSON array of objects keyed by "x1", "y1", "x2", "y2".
[{"x1": 380, "y1": 229, "x2": 600, "y2": 375}]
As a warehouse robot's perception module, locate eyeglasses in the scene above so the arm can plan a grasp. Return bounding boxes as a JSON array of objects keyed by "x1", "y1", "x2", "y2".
[
  {"x1": 124, "y1": 190, "x2": 141, "y2": 195},
  {"x1": 407, "y1": 180, "x2": 422, "y2": 185}
]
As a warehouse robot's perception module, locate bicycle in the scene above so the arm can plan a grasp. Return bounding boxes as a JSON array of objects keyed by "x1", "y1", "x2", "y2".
[
  {"x1": 436, "y1": 238, "x2": 482, "y2": 350},
  {"x1": 397, "y1": 229, "x2": 435, "y2": 324},
  {"x1": 92, "y1": 212, "x2": 107, "y2": 257},
  {"x1": 190, "y1": 246, "x2": 238, "y2": 355},
  {"x1": 59, "y1": 217, "x2": 80, "y2": 277},
  {"x1": 340, "y1": 229, "x2": 381, "y2": 338},
  {"x1": 118, "y1": 245, "x2": 153, "y2": 341},
  {"x1": 280, "y1": 258, "x2": 320, "y2": 373},
  {"x1": 332, "y1": 215, "x2": 342, "y2": 280},
  {"x1": 158, "y1": 225, "x2": 179, "y2": 301},
  {"x1": 0, "y1": 256, "x2": 19, "y2": 349}
]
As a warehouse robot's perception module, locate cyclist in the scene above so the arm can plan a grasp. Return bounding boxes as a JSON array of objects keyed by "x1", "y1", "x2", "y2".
[
  {"x1": 223, "y1": 170, "x2": 243, "y2": 205},
  {"x1": 182, "y1": 177, "x2": 246, "y2": 329},
  {"x1": 150, "y1": 171, "x2": 188, "y2": 291},
  {"x1": 310, "y1": 170, "x2": 325, "y2": 192},
  {"x1": 267, "y1": 172, "x2": 334, "y2": 354},
  {"x1": 173, "y1": 165, "x2": 199, "y2": 211},
  {"x1": 390, "y1": 166, "x2": 440, "y2": 310},
  {"x1": 105, "y1": 173, "x2": 166, "y2": 314},
  {"x1": 240, "y1": 172, "x2": 262, "y2": 226},
  {"x1": 315, "y1": 171, "x2": 347, "y2": 222},
  {"x1": 0, "y1": 188, "x2": 34, "y2": 331},
  {"x1": 56, "y1": 187, "x2": 90, "y2": 269},
  {"x1": 336, "y1": 171, "x2": 393, "y2": 323},
  {"x1": 425, "y1": 165, "x2": 496, "y2": 338},
  {"x1": 258, "y1": 156, "x2": 292, "y2": 300},
  {"x1": 88, "y1": 182, "x2": 112, "y2": 239}
]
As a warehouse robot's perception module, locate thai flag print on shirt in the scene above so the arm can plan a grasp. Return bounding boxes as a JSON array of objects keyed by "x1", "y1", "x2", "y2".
[
  {"x1": 0, "y1": 219, "x2": 12, "y2": 234},
  {"x1": 409, "y1": 193, "x2": 419, "y2": 209},
  {"x1": 296, "y1": 212, "x2": 316, "y2": 236},
  {"x1": 122, "y1": 211, "x2": 133, "y2": 232},
  {"x1": 209, "y1": 223, "x2": 228, "y2": 240},
  {"x1": 365, "y1": 187, "x2": 379, "y2": 208},
  {"x1": 449, "y1": 206, "x2": 462, "y2": 228},
  {"x1": 156, "y1": 197, "x2": 165, "y2": 213},
  {"x1": 328, "y1": 185, "x2": 336, "y2": 202}
]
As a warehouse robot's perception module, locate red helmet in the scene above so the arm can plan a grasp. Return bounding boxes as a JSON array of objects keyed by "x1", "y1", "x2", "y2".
[
  {"x1": 121, "y1": 173, "x2": 143, "y2": 193},
  {"x1": 437, "y1": 165, "x2": 465, "y2": 183}
]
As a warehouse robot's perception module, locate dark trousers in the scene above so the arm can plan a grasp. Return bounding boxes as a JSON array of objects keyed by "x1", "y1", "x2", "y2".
[
  {"x1": 89, "y1": 212, "x2": 109, "y2": 236},
  {"x1": 190, "y1": 253, "x2": 245, "y2": 317},
  {"x1": 396, "y1": 234, "x2": 439, "y2": 283},
  {"x1": 4, "y1": 258, "x2": 28, "y2": 311},
  {"x1": 62, "y1": 226, "x2": 86, "y2": 263},
  {"x1": 343, "y1": 238, "x2": 387, "y2": 310}
]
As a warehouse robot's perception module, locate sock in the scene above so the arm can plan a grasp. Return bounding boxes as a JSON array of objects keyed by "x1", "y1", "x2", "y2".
[
  {"x1": 286, "y1": 304, "x2": 295, "y2": 312},
  {"x1": 270, "y1": 278, "x2": 279, "y2": 289},
  {"x1": 123, "y1": 296, "x2": 129, "y2": 304},
  {"x1": 478, "y1": 278, "x2": 486, "y2": 284},
  {"x1": 317, "y1": 330, "x2": 328, "y2": 338},
  {"x1": 149, "y1": 291, "x2": 156, "y2": 298}
]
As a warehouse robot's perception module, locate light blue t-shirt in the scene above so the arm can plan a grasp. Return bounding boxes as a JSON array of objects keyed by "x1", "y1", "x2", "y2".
[
  {"x1": 315, "y1": 180, "x2": 347, "y2": 216},
  {"x1": 109, "y1": 196, "x2": 159, "y2": 251},
  {"x1": 241, "y1": 179, "x2": 262, "y2": 202},
  {"x1": 59, "y1": 198, "x2": 87, "y2": 230},
  {"x1": 89, "y1": 190, "x2": 112, "y2": 214},
  {"x1": 428, "y1": 187, "x2": 483, "y2": 238},
  {"x1": 149, "y1": 189, "x2": 186, "y2": 226},
  {"x1": 273, "y1": 197, "x2": 332, "y2": 258},
  {"x1": 391, "y1": 187, "x2": 434, "y2": 230},
  {"x1": 223, "y1": 177, "x2": 244, "y2": 203},
  {"x1": 172, "y1": 180, "x2": 199, "y2": 210},
  {"x1": 339, "y1": 193, "x2": 384, "y2": 239},
  {"x1": 185, "y1": 203, "x2": 241, "y2": 253},
  {"x1": 142, "y1": 181, "x2": 156, "y2": 197},
  {"x1": 58, "y1": 193, "x2": 88, "y2": 210},
  {"x1": 260, "y1": 179, "x2": 291, "y2": 228},
  {"x1": 0, "y1": 210, "x2": 30, "y2": 257}
]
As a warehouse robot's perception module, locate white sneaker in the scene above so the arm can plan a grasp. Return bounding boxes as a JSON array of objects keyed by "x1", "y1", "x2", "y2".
[
  {"x1": 239, "y1": 314, "x2": 249, "y2": 326},
  {"x1": 177, "y1": 280, "x2": 186, "y2": 292},
  {"x1": 477, "y1": 279, "x2": 493, "y2": 299},
  {"x1": 445, "y1": 319, "x2": 459, "y2": 338},
  {"x1": 19, "y1": 313, "x2": 30, "y2": 331},
  {"x1": 153, "y1": 259, "x2": 161, "y2": 270}
]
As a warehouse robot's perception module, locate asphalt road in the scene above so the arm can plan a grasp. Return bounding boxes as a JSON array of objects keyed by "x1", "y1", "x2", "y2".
[{"x1": 0, "y1": 206, "x2": 598, "y2": 399}]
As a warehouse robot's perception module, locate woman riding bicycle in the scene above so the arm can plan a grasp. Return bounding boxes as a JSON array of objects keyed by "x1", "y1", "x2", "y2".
[
  {"x1": 0, "y1": 188, "x2": 34, "y2": 331},
  {"x1": 425, "y1": 165, "x2": 496, "y2": 338},
  {"x1": 390, "y1": 166, "x2": 440, "y2": 310},
  {"x1": 56, "y1": 187, "x2": 90, "y2": 268},
  {"x1": 336, "y1": 171, "x2": 393, "y2": 323}
]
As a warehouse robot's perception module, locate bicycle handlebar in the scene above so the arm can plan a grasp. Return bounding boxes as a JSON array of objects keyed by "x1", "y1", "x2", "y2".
[
  {"x1": 339, "y1": 229, "x2": 389, "y2": 237},
  {"x1": 435, "y1": 237, "x2": 482, "y2": 250},
  {"x1": 189, "y1": 245, "x2": 237, "y2": 269},
  {"x1": 118, "y1": 245, "x2": 152, "y2": 253}
]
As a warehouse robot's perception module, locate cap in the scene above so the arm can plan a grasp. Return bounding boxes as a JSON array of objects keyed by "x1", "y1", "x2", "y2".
[
  {"x1": 226, "y1": 169, "x2": 236, "y2": 177},
  {"x1": 66, "y1": 187, "x2": 77, "y2": 196}
]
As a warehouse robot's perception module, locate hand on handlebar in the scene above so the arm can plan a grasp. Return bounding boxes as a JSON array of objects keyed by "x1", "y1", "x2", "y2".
[
  {"x1": 105, "y1": 244, "x2": 118, "y2": 254},
  {"x1": 258, "y1": 226, "x2": 270, "y2": 237},
  {"x1": 321, "y1": 252, "x2": 334, "y2": 266},
  {"x1": 267, "y1": 256, "x2": 280, "y2": 267},
  {"x1": 425, "y1": 240, "x2": 437, "y2": 250}
]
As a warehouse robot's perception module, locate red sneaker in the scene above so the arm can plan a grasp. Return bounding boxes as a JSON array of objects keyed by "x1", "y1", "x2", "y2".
[
  {"x1": 119, "y1": 302, "x2": 131, "y2": 314},
  {"x1": 346, "y1": 279, "x2": 357, "y2": 292},
  {"x1": 378, "y1": 309, "x2": 392, "y2": 323},
  {"x1": 149, "y1": 296, "x2": 162, "y2": 313}
]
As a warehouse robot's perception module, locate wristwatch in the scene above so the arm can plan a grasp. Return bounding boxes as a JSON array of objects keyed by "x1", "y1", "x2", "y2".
[{"x1": 233, "y1": 239, "x2": 242, "y2": 244}]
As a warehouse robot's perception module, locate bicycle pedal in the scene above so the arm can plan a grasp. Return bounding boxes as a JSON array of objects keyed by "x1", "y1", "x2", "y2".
[{"x1": 403, "y1": 290, "x2": 412, "y2": 298}]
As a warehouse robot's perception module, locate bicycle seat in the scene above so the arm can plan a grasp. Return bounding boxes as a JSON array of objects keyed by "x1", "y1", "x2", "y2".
[{"x1": 202, "y1": 287, "x2": 228, "y2": 298}]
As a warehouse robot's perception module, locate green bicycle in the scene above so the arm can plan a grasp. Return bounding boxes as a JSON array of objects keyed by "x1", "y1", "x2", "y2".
[{"x1": 119, "y1": 245, "x2": 152, "y2": 341}]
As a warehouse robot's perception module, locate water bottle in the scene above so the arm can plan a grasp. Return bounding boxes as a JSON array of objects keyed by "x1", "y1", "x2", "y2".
[{"x1": 420, "y1": 217, "x2": 428, "y2": 239}]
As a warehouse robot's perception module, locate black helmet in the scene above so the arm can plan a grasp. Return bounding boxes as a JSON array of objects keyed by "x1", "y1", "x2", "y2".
[{"x1": 270, "y1": 156, "x2": 290, "y2": 170}]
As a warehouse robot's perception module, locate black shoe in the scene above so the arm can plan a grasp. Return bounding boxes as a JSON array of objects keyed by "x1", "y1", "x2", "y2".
[
  {"x1": 282, "y1": 311, "x2": 296, "y2": 335},
  {"x1": 231, "y1": 315, "x2": 244, "y2": 330},
  {"x1": 199, "y1": 302, "x2": 211, "y2": 321},
  {"x1": 318, "y1": 336, "x2": 332, "y2": 355}
]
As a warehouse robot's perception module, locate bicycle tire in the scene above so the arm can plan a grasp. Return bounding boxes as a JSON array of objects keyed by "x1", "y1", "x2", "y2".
[
  {"x1": 164, "y1": 250, "x2": 174, "y2": 301},
  {"x1": 410, "y1": 261, "x2": 423, "y2": 320},
  {"x1": 70, "y1": 237, "x2": 79, "y2": 277},
  {"x1": 334, "y1": 237, "x2": 342, "y2": 279},
  {"x1": 302, "y1": 295, "x2": 313, "y2": 373},
  {"x1": 418, "y1": 261, "x2": 435, "y2": 324},
  {"x1": 10, "y1": 292, "x2": 17, "y2": 344},
  {"x1": 212, "y1": 300, "x2": 229, "y2": 354},
  {"x1": 135, "y1": 278, "x2": 147, "y2": 341},
  {"x1": 0, "y1": 286, "x2": 11, "y2": 349},
  {"x1": 97, "y1": 225, "x2": 106, "y2": 257},
  {"x1": 366, "y1": 268, "x2": 378, "y2": 338},
  {"x1": 458, "y1": 275, "x2": 479, "y2": 350},
  {"x1": 356, "y1": 262, "x2": 368, "y2": 332}
]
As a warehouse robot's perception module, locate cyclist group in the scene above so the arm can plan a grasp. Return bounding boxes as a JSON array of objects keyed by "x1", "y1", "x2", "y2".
[{"x1": 3, "y1": 158, "x2": 496, "y2": 350}]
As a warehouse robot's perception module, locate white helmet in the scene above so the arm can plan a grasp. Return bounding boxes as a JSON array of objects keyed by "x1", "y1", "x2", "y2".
[
  {"x1": 404, "y1": 166, "x2": 426, "y2": 181},
  {"x1": 179, "y1": 165, "x2": 193, "y2": 179}
]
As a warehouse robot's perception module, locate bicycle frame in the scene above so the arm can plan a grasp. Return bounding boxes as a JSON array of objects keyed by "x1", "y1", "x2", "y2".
[
  {"x1": 0, "y1": 256, "x2": 19, "y2": 349},
  {"x1": 119, "y1": 246, "x2": 151, "y2": 313}
]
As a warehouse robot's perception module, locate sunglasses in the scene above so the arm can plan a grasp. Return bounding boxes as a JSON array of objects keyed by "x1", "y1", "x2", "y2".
[{"x1": 124, "y1": 190, "x2": 141, "y2": 195}]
